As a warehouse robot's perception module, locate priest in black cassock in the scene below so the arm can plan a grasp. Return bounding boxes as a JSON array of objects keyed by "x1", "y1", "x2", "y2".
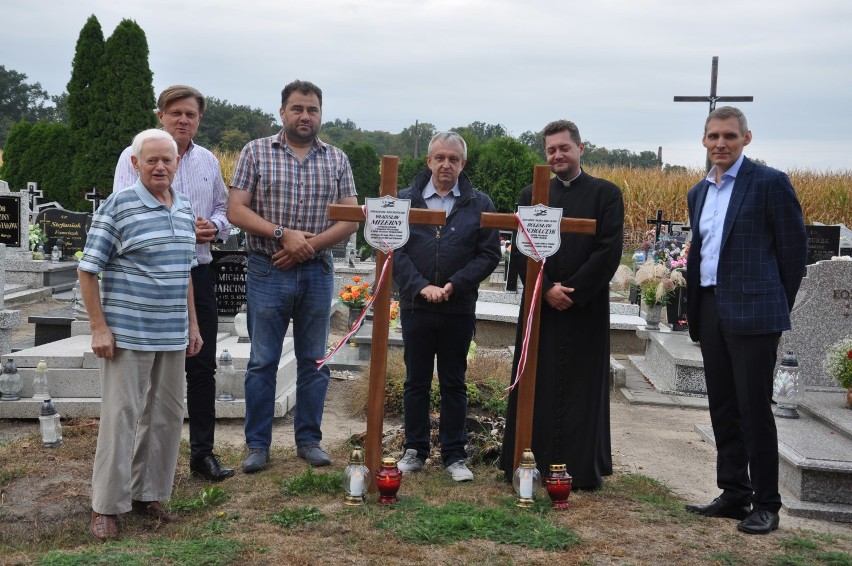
[{"x1": 500, "y1": 120, "x2": 624, "y2": 490}]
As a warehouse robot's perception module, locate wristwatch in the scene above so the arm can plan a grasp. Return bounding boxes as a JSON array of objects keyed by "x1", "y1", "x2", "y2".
[{"x1": 273, "y1": 225, "x2": 285, "y2": 242}]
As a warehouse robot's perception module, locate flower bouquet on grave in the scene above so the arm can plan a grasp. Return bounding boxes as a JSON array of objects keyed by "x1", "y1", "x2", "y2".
[
  {"x1": 823, "y1": 337, "x2": 852, "y2": 407},
  {"x1": 339, "y1": 276, "x2": 372, "y2": 309}
]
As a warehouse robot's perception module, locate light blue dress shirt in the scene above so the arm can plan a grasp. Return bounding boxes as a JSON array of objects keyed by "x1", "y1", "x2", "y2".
[
  {"x1": 699, "y1": 154, "x2": 745, "y2": 286},
  {"x1": 422, "y1": 178, "x2": 460, "y2": 214}
]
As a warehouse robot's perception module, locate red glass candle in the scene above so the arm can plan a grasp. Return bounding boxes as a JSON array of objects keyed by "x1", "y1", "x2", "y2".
[
  {"x1": 375, "y1": 457, "x2": 402, "y2": 504},
  {"x1": 545, "y1": 464, "x2": 572, "y2": 510}
]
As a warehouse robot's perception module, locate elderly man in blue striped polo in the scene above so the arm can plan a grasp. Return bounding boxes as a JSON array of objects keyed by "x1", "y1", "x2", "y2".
[
  {"x1": 113, "y1": 86, "x2": 234, "y2": 483},
  {"x1": 80, "y1": 129, "x2": 203, "y2": 542}
]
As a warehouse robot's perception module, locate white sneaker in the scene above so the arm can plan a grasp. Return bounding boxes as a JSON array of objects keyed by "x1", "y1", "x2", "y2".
[
  {"x1": 397, "y1": 449, "x2": 424, "y2": 473},
  {"x1": 446, "y1": 460, "x2": 474, "y2": 482}
]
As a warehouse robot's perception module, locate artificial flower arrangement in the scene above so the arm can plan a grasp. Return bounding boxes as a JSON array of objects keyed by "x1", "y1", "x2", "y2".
[
  {"x1": 823, "y1": 337, "x2": 852, "y2": 389},
  {"x1": 339, "y1": 275, "x2": 372, "y2": 309},
  {"x1": 613, "y1": 233, "x2": 688, "y2": 307},
  {"x1": 389, "y1": 300, "x2": 400, "y2": 327},
  {"x1": 29, "y1": 224, "x2": 47, "y2": 252}
]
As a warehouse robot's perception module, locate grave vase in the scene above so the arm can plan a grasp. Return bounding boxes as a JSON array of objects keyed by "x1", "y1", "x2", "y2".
[
  {"x1": 348, "y1": 307, "x2": 364, "y2": 329},
  {"x1": 644, "y1": 304, "x2": 662, "y2": 330}
]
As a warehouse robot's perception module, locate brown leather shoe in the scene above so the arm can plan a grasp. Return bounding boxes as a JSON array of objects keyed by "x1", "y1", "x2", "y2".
[
  {"x1": 131, "y1": 500, "x2": 177, "y2": 523},
  {"x1": 89, "y1": 511, "x2": 118, "y2": 543}
]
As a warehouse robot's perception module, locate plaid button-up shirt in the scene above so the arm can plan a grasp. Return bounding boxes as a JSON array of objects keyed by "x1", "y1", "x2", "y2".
[{"x1": 230, "y1": 130, "x2": 357, "y2": 256}]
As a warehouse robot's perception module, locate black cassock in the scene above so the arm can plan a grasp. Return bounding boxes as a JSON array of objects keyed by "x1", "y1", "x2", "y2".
[{"x1": 500, "y1": 172, "x2": 624, "y2": 489}]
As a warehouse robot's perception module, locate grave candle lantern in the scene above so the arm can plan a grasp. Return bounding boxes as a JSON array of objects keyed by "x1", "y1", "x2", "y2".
[
  {"x1": 0, "y1": 359, "x2": 23, "y2": 401},
  {"x1": 39, "y1": 398, "x2": 63, "y2": 448},
  {"x1": 375, "y1": 457, "x2": 402, "y2": 504},
  {"x1": 343, "y1": 447, "x2": 369, "y2": 506},
  {"x1": 32, "y1": 359, "x2": 50, "y2": 401},
  {"x1": 216, "y1": 349, "x2": 236, "y2": 402},
  {"x1": 544, "y1": 464, "x2": 573, "y2": 510},
  {"x1": 773, "y1": 351, "x2": 801, "y2": 419},
  {"x1": 513, "y1": 448, "x2": 541, "y2": 507}
]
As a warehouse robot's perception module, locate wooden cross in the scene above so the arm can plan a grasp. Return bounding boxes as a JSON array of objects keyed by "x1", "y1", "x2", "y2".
[
  {"x1": 85, "y1": 187, "x2": 106, "y2": 213},
  {"x1": 327, "y1": 155, "x2": 446, "y2": 489},
  {"x1": 479, "y1": 164, "x2": 596, "y2": 471},
  {"x1": 646, "y1": 209, "x2": 672, "y2": 243},
  {"x1": 674, "y1": 56, "x2": 754, "y2": 171},
  {"x1": 27, "y1": 182, "x2": 42, "y2": 212}
]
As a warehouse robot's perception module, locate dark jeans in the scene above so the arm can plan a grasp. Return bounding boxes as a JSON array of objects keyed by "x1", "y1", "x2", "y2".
[
  {"x1": 400, "y1": 309, "x2": 475, "y2": 466},
  {"x1": 186, "y1": 263, "x2": 218, "y2": 460},
  {"x1": 698, "y1": 287, "x2": 782, "y2": 512}
]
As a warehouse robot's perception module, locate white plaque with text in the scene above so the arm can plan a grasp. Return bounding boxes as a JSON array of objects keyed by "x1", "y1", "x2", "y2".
[
  {"x1": 364, "y1": 196, "x2": 411, "y2": 252},
  {"x1": 515, "y1": 204, "x2": 563, "y2": 259}
]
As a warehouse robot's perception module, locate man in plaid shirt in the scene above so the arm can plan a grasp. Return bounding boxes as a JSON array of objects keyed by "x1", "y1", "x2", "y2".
[{"x1": 228, "y1": 80, "x2": 357, "y2": 472}]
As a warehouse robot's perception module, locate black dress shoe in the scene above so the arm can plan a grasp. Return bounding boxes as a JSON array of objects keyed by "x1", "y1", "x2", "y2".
[
  {"x1": 190, "y1": 454, "x2": 235, "y2": 482},
  {"x1": 737, "y1": 509, "x2": 779, "y2": 534},
  {"x1": 685, "y1": 496, "x2": 750, "y2": 520}
]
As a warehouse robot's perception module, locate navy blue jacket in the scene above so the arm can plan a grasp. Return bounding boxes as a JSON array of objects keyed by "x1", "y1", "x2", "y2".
[
  {"x1": 686, "y1": 157, "x2": 808, "y2": 339},
  {"x1": 393, "y1": 170, "x2": 501, "y2": 314}
]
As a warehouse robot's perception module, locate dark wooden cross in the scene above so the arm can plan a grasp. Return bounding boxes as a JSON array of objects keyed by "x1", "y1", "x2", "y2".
[
  {"x1": 327, "y1": 155, "x2": 446, "y2": 489},
  {"x1": 480, "y1": 164, "x2": 596, "y2": 471},
  {"x1": 85, "y1": 187, "x2": 106, "y2": 213},
  {"x1": 674, "y1": 56, "x2": 754, "y2": 171},
  {"x1": 26, "y1": 182, "x2": 42, "y2": 212},
  {"x1": 646, "y1": 209, "x2": 673, "y2": 243}
]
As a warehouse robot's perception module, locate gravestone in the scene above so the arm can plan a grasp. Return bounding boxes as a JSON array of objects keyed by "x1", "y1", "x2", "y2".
[
  {"x1": 0, "y1": 194, "x2": 22, "y2": 248},
  {"x1": 211, "y1": 250, "x2": 247, "y2": 316},
  {"x1": 36, "y1": 209, "x2": 92, "y2": 257},
  {"x1": 779, "y1": 258, "x2": 852, "y2": 389},
  {"x1": 0, "y1": 244, "x2": 23, "y2": 354},
  {"x1": 805, "y1": 224, "x2": 840, "y2": 265}
]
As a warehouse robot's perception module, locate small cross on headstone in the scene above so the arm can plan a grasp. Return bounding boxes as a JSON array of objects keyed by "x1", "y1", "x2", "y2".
[
  {"x1": 27, "y1": 182, "x2": 42, "y2": 212},
  {"x1": 85, "y1": 187, "x2": 106, "y2": 213},
  {"x1": 646, "y1": 209, "x2": 673, "y2": 243}
]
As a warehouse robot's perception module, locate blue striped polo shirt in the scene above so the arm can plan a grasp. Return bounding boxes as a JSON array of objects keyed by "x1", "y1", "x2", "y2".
[{"x1": 78, "y1": 180, "x2": 198, "y2": 351}]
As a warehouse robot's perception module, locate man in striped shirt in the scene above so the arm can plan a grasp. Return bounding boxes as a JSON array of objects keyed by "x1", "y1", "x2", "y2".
[
  {"x1": 114, "y1": 86, "x2": 234, "y2": 483},
  {"x1": 80, "y1": 129, "x2": 202, "y2": 542},
  {"x1": 228, "y1": 80, "x2": 358, "y2": 472}
]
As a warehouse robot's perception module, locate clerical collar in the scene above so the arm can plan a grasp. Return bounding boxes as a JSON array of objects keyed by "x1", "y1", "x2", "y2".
[{"x1": 556, "y1": 169, "x2": 583, "y2": 187}]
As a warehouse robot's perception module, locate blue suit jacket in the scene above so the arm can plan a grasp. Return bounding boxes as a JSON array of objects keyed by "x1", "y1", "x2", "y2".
[{"x1": 686, "y1": 157, "x2": 808, "y2": 341}]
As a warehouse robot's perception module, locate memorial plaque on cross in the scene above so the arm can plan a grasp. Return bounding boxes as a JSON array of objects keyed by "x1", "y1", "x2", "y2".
[
  {"x1": 646, "y1": 209, "x2": 672, "y2": 243},
  {"x1": 85, "y1": 187, "x2": 106, "y2": 214},
  {"x1": 479, "y1": 164, "x2": 597, "y2": 470},
  {"x1": 327, "y1": 155, "x2": 446, "y2": 489}
]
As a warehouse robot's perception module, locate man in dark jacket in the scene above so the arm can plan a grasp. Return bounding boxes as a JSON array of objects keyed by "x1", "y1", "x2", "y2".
[{"x1": 393, "y1": 131, "x2": 501, "y2": 481}]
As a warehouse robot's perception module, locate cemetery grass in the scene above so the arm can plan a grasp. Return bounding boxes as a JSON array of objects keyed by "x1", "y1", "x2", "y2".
[{"x1": 2, "y1": 396, "x2": 852, "y2": 564}]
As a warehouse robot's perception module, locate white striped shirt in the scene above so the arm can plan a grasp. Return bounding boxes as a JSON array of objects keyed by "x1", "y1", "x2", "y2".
[
  {"x1": 113, "y1": 140, "x2": 230, "y2": 264},
  {"x1": 79, "y1": 180, "x2": 198, "y2": 351}
]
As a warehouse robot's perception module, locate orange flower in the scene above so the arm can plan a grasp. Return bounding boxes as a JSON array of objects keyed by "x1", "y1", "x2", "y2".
[{"x1": 353, "y1": 276, "x2": 361, "y2": 283}]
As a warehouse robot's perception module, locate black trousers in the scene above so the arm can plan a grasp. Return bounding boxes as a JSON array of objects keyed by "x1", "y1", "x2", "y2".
[
  {"x1": 186, "y1": 263, "x2": 218, "y2": 460},
  {"x1": 698, "y1": 287, "x2": 782, "y2": 512}
]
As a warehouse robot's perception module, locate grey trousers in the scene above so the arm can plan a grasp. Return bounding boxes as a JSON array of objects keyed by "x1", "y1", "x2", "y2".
[{"x1": 91, "y1": 348, "x2": 186, "y2": 515}]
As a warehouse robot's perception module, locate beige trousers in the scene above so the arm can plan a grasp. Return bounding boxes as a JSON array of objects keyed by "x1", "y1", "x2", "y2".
[{"x1": 91, "y1": 348, "x2": 186, "y2": 515}]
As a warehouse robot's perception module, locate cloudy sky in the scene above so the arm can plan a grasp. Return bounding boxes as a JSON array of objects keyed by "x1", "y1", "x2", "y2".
[{"x1": 3, "y1": 0, "x2": 851, "y2": 171}]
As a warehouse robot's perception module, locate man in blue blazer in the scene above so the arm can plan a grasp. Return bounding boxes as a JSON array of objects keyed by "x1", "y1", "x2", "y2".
[{"x1": 684, "y1": 106, "x2": 807, "y2": 534}]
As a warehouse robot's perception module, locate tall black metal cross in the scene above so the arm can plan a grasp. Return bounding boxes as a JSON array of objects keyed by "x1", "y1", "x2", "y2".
[
  {"x1": 674, "y1": 56, "x2": 754, "y2": 171},
  {"x1": 674, "y1": 56, "x2": 754, "y2": 114},
  {"x1": 647, "y1": 209, "x2": 672, "y2": 243},
  {"x1": 85, "y1": 187, "x2": 106, "y2": 213},
  {"x1": 27, "y1": 182, "x2": 42, "y2": 212}
]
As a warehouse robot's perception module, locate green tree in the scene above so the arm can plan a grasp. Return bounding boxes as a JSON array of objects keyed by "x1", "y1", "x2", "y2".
[
  {"x1": 341, "y1": 141, "x2": 381, "y2": 251},
  {"x1": 452, "y1": 121, "x2": 507, "y2": 143},
  {"x1": 396, "y1": 121, "x2": 435, "y2": 158},
  {"x1": 0, "y1": 120, "x2": 33, "y2": 189},
  {"x1": 397, "y1": 155, "x2": 427, "y2": 189},
  {"x1": 0, "y1": 65, "x2": 53, "y2": 147},
  {"x1": 467, "y1": 136, "x2": 541, "y2": 213},
  {"x1": 195, "y1": 96, "x2": 278, "y2": 150},
  {"x1": 76, "y1": 18, "x2": 157, "y2": 206},
  {"x1": 518, "y1": 130, "x2": 544, "y2": 159},
  {"x1": 0, "y1": 121, "x2": 73, "y2": 207}
]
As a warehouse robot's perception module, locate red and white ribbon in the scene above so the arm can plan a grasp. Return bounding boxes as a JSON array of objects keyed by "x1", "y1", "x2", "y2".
[{"x1": 506, "y1": 212, "x2": 546, "y2": 392}]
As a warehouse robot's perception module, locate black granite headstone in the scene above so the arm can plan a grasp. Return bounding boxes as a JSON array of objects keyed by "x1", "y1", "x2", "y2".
[
  {"x1": 805, "y1": 225, "x2": 840, "y2": 265},
  {"x1": 0, "y1": 195, "x2": 22, "y2": 247},
  {"x1": 36, "y1": 209, "x2": 92, "y2": 257},
  {"x1": 211, "y1": 250, "x2": 247, "y2": 316}
]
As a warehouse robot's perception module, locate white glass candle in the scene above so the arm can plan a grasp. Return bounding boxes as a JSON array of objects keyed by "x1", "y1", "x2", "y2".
[
  {"x1": 349, "y1": 470, "x2": 365, "y2": 497},
  {"x1": 520, "y1": 470, "x2": 533, "y2": 499}
]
